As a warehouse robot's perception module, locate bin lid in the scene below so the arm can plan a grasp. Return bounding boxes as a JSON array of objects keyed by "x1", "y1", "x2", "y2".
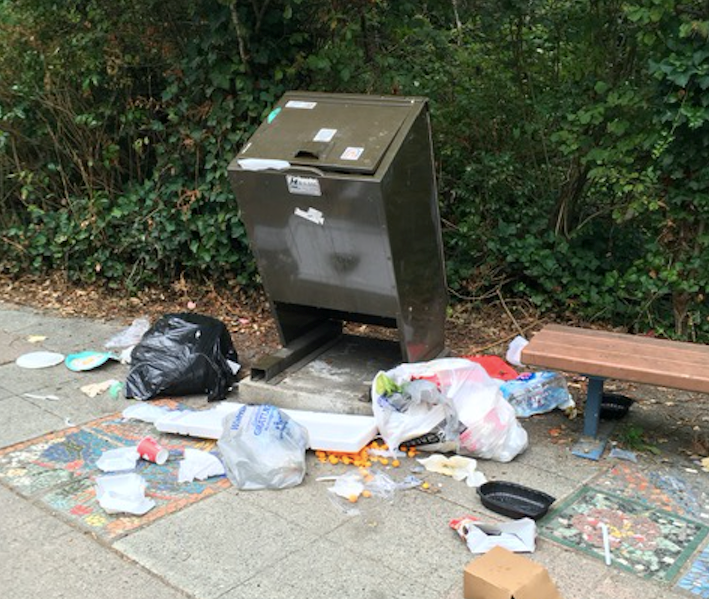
[{"x1": 238, "y1": 95, "x2": 420, "y2": 174}]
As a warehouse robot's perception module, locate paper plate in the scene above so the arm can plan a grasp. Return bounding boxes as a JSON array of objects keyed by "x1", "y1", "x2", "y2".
[
  {"x1": 65, "y1": 351, "x2": 113, "y2": 372},
  {"x1": 15, "y1": 351, "x2": 65, "y2": 369}
]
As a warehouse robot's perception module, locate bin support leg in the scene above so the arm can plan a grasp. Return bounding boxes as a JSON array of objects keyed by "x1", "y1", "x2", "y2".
[
  {"x1": 584, "y1": 376, "x2": 605, "y2": 438},
  {"x1": 251, "y1": 320, "x2": 342, "y2": 382}
]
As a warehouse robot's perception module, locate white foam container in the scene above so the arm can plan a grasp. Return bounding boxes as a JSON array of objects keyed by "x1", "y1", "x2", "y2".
[{"x1": 155, "y1": 402, "x2": 378, "y2": 453}]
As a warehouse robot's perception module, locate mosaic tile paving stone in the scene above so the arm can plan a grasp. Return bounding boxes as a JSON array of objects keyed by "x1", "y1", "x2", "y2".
[
  {"x1": 0, "y1": 399, "x2": 233, "y2": 541},
  {"x1": 594, "y1": 462, "x2": 709, "y2": 524},
  {"x1": 541, "y1": 486, "x2": 709, "y2": 582},
  {"x1": 42, "y1": 458, "x2": 231, "y2": 540},
  {"x1": 0, "y1": 426, "x2": 119, "y2": 496},
  {"x1": 677, "y1": 544, "x2": 709, "y2": 597}
]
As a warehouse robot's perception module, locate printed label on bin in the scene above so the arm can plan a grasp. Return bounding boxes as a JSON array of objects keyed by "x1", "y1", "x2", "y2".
[
  {"x1": 287, "y1": 175, "x2": 321, "y2": 197},
  {"x1": 313, "y1": 128, "x2": 337, "y2": 142},
  {"x1": 340, "y1": 146, "x2": 364, "y2": 161},
  {"x1": 285, "y1": 100, "x2": 317, "y2": 109},
  {"x1": 294, "y1": 207, "x2": 324, "y2": 226}
]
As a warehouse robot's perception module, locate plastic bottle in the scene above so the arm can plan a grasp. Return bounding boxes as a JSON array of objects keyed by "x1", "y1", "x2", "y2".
[{"x1": 499, "y1": 372, "x2": 574, "y2": 417}]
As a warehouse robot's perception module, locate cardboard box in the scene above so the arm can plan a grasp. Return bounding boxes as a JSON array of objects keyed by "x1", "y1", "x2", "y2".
[{"x1": 463, "y1": 546, "x2": 564, "y2": 599}]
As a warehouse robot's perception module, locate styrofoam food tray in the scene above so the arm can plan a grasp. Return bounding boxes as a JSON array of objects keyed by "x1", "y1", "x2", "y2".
[{"x1": 155, "y1": 402, "x2": 377, "y2": 453}]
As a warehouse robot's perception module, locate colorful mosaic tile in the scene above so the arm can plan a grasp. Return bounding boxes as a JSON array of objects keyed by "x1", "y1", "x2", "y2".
[
  {"x1": 0, "y1": 427, "x2": 118, "y2": 496},
  {"x1": 0, "y1": 399, "x2": 231, "y2": 541},
  {"x1": 42, "y1": 462, "x2": 230, "y2": 539},
  {"x1": 541, "y1": 486, "x2": 708, "y2": 582},
  {"x1": 593, "y1": 462, "x2": 709, "y2": 524},
  {"x1": 677, "y1": 545, "x2": 709, "y2": 597}
]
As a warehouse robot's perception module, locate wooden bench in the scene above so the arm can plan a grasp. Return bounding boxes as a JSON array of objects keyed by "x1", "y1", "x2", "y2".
[{"x1": 521, "y1": 324, "x2": 709, "y2": 438}]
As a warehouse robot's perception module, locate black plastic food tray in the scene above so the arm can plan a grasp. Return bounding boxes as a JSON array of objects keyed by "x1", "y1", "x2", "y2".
[
  {"x1": 600, "y1": 393, "x2": 634, "y2": 420},
  {"x1": 477, "y1": 481, "x2": 556, "y2": 520}
]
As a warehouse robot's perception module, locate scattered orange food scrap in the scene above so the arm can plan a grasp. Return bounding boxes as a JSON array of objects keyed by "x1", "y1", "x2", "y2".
[{"x1": 315, "y1": 441, "x2": 416, "y2": 468}]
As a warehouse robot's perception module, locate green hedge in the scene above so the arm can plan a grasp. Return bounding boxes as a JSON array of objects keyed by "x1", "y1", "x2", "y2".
[{"x1": 1, "y1": 0, "x2": 709, "y2": 339}]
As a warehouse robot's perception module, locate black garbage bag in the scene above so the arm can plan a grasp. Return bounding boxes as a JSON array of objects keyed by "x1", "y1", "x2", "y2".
[{"x1": 125, "y1": 313, "x2": 239, "y2": 402}]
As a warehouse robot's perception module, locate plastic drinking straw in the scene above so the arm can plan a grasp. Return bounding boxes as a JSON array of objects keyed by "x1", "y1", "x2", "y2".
[{"x1": 600, "y1": 523, "x2": 612, "y2": 566}]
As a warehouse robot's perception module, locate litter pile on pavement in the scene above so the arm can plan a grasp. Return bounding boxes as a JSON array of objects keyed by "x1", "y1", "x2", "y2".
[{"x1": 11, "y1": 313, "x2": 611, "y2": 598}]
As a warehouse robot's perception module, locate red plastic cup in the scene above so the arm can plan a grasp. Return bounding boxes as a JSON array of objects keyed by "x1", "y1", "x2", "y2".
[{"x1": 137, "y1": 436, "x2": 168, "y2": 465}]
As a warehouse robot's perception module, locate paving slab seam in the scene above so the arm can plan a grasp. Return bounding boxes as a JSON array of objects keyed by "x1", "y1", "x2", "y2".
[
  {"x1": 209, "y1": 535, "x2": 327, "y2": 599},
  {"x1": 2, "y1": 475, "x2": 199, "y2": 599},
  {"x1": 210, "y1": 533, "x2": 442, "y2": 599},
  {"x1": 101, "y1": 547, "x2": 199, "y2": 599}
]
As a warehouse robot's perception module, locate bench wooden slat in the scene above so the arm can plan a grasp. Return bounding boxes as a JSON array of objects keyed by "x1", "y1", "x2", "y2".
[
  {"x1": 540, "y1": 324, "x2": 709, "y2": 356},
  {"x1": 522, "y1": 342, "x2": 709, "y2": 392},
  {"x1": 523, "y1": 337, "x2": 709, "y2": 394},
  {"x1": 529, "y1": 326, "x2": 709, "y2": 367}
]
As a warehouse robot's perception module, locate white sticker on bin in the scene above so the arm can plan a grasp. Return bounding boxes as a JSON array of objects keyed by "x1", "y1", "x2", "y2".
[
  {"x1": 294, "y1": 207, "x2": 324, "y2": 226},
  {"x1": 286, "y1": 175, "x2": 321, "y2": 196},
  {"x1": 285, "y1": 100, "x2": 317, "y2": 109},
  {"x1": 341, "y1": 146, "x2": 364, "y2": 161},
  {"x1": 313, "y1": 128, "x2": 337, "y2": 142}
]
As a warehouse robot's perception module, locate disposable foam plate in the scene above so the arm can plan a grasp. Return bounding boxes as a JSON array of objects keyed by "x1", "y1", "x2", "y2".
[
  {"x1": 65, "y1": 351, "x2": 113, "y2": 371},
  {"x1": 15, "y1": 351, "x2": 65, "y2": 369},
  {"x1": 155, "y1": 402, "x2": 378, "y2": 453}
]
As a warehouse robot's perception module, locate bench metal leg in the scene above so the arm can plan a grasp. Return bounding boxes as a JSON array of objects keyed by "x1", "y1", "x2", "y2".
[
  {"x1": 584, "y1": 376, "x2": 604, "y2": 437},
  {"x1": 573, "y1": 375, "x2": 619, "y2": 460}
]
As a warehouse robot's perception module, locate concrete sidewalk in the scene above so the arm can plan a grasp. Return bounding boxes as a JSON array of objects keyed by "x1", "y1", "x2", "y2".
[{"x1": 0, "y1": 300, "x2": 706, "y2": 599}]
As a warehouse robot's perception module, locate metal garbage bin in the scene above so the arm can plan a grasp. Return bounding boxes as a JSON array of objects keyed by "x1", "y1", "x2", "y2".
[{"x1": 228, "y1": 91, "x2": 447, "y2": 380}]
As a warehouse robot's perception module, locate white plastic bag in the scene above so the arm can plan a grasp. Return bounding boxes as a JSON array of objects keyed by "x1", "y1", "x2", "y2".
[
  {"x1": 372, "y1": 358, "x2": 528, "y2": 462},
  {"x1": 371, "y1": 361, "x2": 462, "y2": 453},
  {"x1": 217, "y1": 405, "x2": 309, "y2": 490},
  {"x1": 456, "y1": 382, "x2": 529, "y2": 462}
]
